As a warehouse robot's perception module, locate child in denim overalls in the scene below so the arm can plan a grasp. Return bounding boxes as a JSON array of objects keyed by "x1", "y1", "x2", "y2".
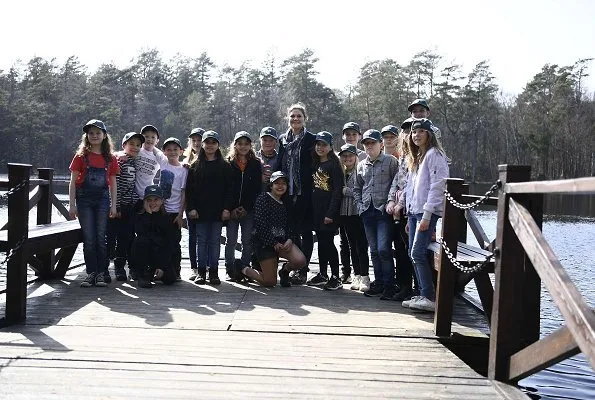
[{"x1": 69, "y1": 119, "x2": 119, "y2": 287}]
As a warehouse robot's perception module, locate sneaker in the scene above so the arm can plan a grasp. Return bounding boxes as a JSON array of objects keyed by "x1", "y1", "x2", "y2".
[
  {"x1": 409, "y1": 296, "x2": 436, "y2": 312},
  {"x1": 95, "y1": 272, "x2": 107, "y2": 287},
  {"x1": 323, "y1": 276, "x2": 343, "y2": 291},
  {"x1": 359, "y1": 276, "x2": 371, "y2": 292},
  {"x1": 80, "y1": 272, "x2": 97, "y2": 288},
  {"x1": 380, "y1": 286, "x2": 397, "y2": 300},
  {"x1": 290, "y1": 269, "x2": 308, "y2": 285},
  {"x1": 104, "y1": 271, "x2": 112, "y2": 284},
  {"x1": 176, "y1": 273, "x2": 182, "y2": 282},
  {"x1": 129, "y1": 269, "x2": 137, "y2": 281},
  {"x1": 138, "y1": 277, "x2": 152, "y2": 288},
  {"x1": 363, "y1": 281, "x2": 384, "y2": 297},
  {"x1": 233, "y1": 262, "x2": 246, "y2": 282},
  {"x1": 208, "y1": 268, "x2": 221, "y2": 285},
  {"x1": 350, "y1": 275, "x2": 361, "y2": 290},
  {"x1": 306, "y1": 272, "x2": 328, "y2": 286},
  {"x1": 194, "y1": 269, "x2": 206, "y2": 284},
  {"x1": 391, "y1": 288, "x2": 412, "y2": 302},
  {"x1": 340, "y1": 273, "x2": 352, "y2": 284},
  {"x1": 402, "y1": 296, "x2": 423, "y2": 308},
  {"x1": 278, "y1": 264, "x2": 291, "y2": 287},
  {"x1": 115, "y1": 267, "x2": 127, "y2": 282},
  {"x1": 189, "y1": 268, "x2": 198, "y2": 281}
]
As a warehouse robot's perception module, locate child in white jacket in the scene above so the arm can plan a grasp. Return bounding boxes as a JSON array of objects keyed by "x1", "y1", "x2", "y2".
[{"x1": 393, "y1": 118, "x2": 449, "y2": 312}]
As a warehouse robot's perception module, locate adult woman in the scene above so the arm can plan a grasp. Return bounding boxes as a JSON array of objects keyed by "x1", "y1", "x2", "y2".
[{"x1": 276, "y1": 103, "x2": 316, "y2": 284}]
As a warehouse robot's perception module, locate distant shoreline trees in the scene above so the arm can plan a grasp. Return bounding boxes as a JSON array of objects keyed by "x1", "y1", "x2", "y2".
[{"x1": 0, "y1": 49, "x2": 593, "y2": 181}]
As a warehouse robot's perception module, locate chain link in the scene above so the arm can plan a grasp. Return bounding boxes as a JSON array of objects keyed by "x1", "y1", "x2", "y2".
[
  {"x1": 444, "y1": 180, "x2": 501, "y2": 210},
  {"x1": 0, "y1": 180, "x2": 28, "y2": 201},
  {"x1": 0, "y1": 236, "x2": 27, "y2": 267},
  {"x1": 437, "y1": 237, "x2": 492, "y2": 274}
]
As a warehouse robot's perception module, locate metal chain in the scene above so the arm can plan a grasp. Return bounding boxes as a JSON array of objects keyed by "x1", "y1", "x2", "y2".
[
  {"x1": 0, "y1": 236, "x2": 27, "y2": 267},
  {"x1": 0, "y1": 180, "x2": 28, "y2": 200},
  {"x1": 437, "y1": 237, "x2": 492, "y2": 274},
  {"x1": 444, "y1": 180, "x2": 501, "y2": 210}
]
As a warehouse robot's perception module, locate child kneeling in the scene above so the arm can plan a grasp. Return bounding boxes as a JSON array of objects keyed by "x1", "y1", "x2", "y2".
[
  {"x1": 130, "y1": 185, "x2": 177, "y2": 288},
  {"x1": 238, "y1": 172, "x2": 306, "y2": 287}
]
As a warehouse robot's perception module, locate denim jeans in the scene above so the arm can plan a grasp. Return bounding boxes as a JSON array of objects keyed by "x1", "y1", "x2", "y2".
[
  {"x1": 188, "y1": 219, "x2": 198, "y2": 269},
  {"x1": 361, "y1": 205, "x2": 395, "y2": 288},
  {"x1": 77, "y1": 191, "x2": 109, "y2": 275},
  {"x1": 224, "y1": 212, "x2": 254, "y2": 267},
  {"x1": 407, "y1": 213, "x2": 440, "y2": 301},
  {"x1": 196, "y1": 221, "x2": 223, "y2": 269}
]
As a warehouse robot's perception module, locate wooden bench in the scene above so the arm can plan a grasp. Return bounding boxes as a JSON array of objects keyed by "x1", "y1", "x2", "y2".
[{"x1": 428, "y1": 240, "x2": 494, "y2": 273}]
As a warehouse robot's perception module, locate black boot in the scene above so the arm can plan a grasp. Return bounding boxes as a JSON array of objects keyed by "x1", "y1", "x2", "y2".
[
  {"x1": 208, "y1": 267, "x2": 221, "y2": 285},
  {"x1": 194, "y1": 268, "x2": 207, "y2": 284}
]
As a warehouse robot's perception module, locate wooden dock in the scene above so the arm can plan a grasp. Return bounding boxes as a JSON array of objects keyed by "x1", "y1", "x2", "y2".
[{"x1": 0, "y1": 263, "x2": 525, "y2": 399}]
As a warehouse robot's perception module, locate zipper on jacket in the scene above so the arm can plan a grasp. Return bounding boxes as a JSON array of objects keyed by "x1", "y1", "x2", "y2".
[{"x1": 238, "y1": 170, "x2": 244, "y2": 205}]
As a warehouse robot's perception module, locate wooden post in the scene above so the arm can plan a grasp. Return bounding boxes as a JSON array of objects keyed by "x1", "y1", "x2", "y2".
[
  {"x1": 434, "y1": 178, "x2": 464, "y2": 337},
  {"x1": 36, "y1": 168, "x2": 55, "y2": 278},
  {"x1": 4, "y1": 163, "x2": 31, "y2": 325},
  {"x1": 488, "y1": 165, "x2": 531, "y2": 380}
]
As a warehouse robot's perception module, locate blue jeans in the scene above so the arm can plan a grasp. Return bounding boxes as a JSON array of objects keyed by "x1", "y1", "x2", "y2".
[
  {"x1": 196, "y1": 221, "x2": 223, "y2": 269},
  {"x1": 361, "y1": 205, "x2": 395, "y2": 288},
  {"x1": 188, "y1": 219, "x2": 198, "y2": 269},
  {"x1": 407, "y1": 213, "x2": 440, "y2": 301},
  {"x1": 77, "y1": 191, "x2": 109, "y2": 275},
  {"x1": 224, "y1": 212, "x2": 254, "y2": 267}
]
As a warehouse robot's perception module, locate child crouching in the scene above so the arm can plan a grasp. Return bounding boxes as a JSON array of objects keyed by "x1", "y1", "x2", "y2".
[{"x1": 129, "y1": 185, "x2": 176, "y2": 288}]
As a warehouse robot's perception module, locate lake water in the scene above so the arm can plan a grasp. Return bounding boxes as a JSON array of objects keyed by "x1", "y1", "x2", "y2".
[{"x1": 0, "y1": 189, "x2": 594, "y2": 399}]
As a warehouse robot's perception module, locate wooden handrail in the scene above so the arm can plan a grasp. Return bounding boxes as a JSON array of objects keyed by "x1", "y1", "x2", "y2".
[
  {"x1": 29, "y1": 186, "x2": 42, "y2": 211},
  {"x1": 508, "y1": 197, "x2": 595, "y2": 370},
  {"x1": 508, "y1": 322, "x2": 584, "y2": 381},
  {"x1": 505, "y1": 177, "x2": 595, "y2": 194},
  {"x1": 461, "y1": 194, "x2": 498, "y2": 206},
  {"x1": 0, "y1": 180, "x2": 9, "y2": 189}
]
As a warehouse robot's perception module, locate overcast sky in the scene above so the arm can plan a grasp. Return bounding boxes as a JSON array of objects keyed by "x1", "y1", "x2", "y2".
[{"x1": 2, "y1": 0, "x2": 594, "y2": 96}]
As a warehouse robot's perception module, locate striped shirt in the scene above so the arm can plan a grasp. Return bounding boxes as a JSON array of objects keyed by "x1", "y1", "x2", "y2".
[{"x1": 116, "y1": 157, "x2": 138, "y2": 208}]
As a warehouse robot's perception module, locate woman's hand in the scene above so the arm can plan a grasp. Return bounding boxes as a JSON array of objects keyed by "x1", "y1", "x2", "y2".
[
  {"x1": 154, "y1": 268, "x2": 164, "y2": 280},
  {"x1": 418, "y1": 219, "x2": 430, "y2": 232},
  {"x1": 68, "y1": 205, "x2": 77, "y2": 220},
  {"x1": 188, "y1": 209, "x2": 198, "y2": 219},
  {"x1": 323, "y1": 217, "x2": 333, "y2": 225}
]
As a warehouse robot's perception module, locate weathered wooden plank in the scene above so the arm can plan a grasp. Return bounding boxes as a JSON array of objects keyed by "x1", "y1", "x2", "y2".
[
  {"x1": 508, "y1": 324, "x2": 581, "y2": 381},
  {"x1": 504, "y1": 176, "x2": 595, "y2": 194},
  {"x1": 508, "y1": 197, "x2": 595, "y2": 370},
  {"x1": 466, "y1": 209, "x2": 491, "y2": 249}
]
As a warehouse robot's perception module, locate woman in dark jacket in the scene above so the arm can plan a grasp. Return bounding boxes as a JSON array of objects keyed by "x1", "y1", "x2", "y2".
[
  {"x1": 276, "y1": 102, "x2": 316, "y2": 284},
  {"x1": 224, "y1": 131, "x2": 262, "y2": 277}
]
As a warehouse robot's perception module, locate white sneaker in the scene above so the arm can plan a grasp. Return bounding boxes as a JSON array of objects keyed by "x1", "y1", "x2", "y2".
[
  {"x1": 359, "y1": 276, "x2": 371, "y2": 292},
  {"x1": 402, "y1": 296, "x2": 423, "y2": 308},
  {"x1": 350, "y1": 275, "x2": 361, "y2": 290},
  {"x1": 409, "y1": 296, "x2": 436, "y2": 312}
]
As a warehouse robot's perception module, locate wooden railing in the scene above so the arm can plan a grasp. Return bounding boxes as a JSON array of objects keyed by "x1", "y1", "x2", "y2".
[
  {"x1": 488, "y1": 164, "x2": 595, "y2": 382},
  {"x1": 1, "y1": 163, "x2": 82, "y2": 325}
]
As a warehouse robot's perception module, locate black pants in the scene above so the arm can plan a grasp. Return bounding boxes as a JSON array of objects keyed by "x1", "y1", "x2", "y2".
[
  {"x1": 167, "y1": 213, "x2": 182, "y2": 276},
  {"x1": 339, "y1": 225, "x2": 351, "y2": 276},
  {"x1": 290, "y1": 194, "x2": 313, "y2": 272},
  {"x1": 107, "y1": 205, "x2": 136, "y2": 269},
  {"x1": 316, "y1": 230, "x2": 340, "y2": 278},
  {"x1": 341, "y1": 215, "x2": 370, "y2": 277},
  {"x1": 393, "y1": 215, "x2": 416, "y2": 292},
  {"x1": 129, "y1": 238, "x2": 175, "y2": 285}
]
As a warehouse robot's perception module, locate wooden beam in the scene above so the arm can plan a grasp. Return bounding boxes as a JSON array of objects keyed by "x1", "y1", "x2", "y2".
[
  {"x1": 474, "y1": 271, "x2": 493, "y2": 325},
  {"x1": 508, "y1": 324, "x2": 582, "y2": 381},
  {"x1": 51, "y1": 193, "x2": 71, "y2": 220},
  {"x1": 505, "y1": 176, "x2": 595, "y2": 194},
  {"x1": 466, "y1": 209, "x2": 491, "y2": 249},
  {"x1": 28, "y1": 186, "x2": 42, "y2": 211},
  {"x1": 508, "y1": 197, "x2": 595, "y2": 370}
]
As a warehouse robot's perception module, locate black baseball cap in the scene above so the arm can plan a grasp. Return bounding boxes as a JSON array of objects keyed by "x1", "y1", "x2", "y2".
[
  {"x1": 188, "y1": 127, "x2": 205, "y2": 138},
  {"x1": 381, "y1": 125, "x2": 399, "y2": 136},
  {"x1": 401, "y1": 118, "x2": 414, "y2": 130},
  {"x1": 260, "y1": 126, "x2": 278, "y2": 140},
  {"x1": 410, "y1": 118, "x2": 434, "y2": 132},
  {"x1": 342, "y1": 122, "x2": 361, "y2": 134},
  {"x1": 162, "y1": 137, "x2": 183, "y2": 149},
  {"x1": 202, "y1": 130, "x2": 220, "y2": 143},
  {"x1": 314, "y1": 131, "x2": 333, "y2": 146},
  {"x1": 140, "y1": 124, "x2": 160, "y2": 138},
  {"x1": 339, "y1": 143, "x2": 358, "y2": 156},
  {"x1": 361, "y1": 129, "x2": 382, "y2": 143},
  {"x1": 270, "y1": 171, "x2": 288, "y2": 183},
  {"x1": 144, "y1": 185, "x2": 164, "y2": 200},
  {"x1": 83, "y1": 119, "x2": 107, "y2": 134},
  {"x1": 121, "y1": 132, "x2": 145, "y2": 147},
  {"x1": 234, "y1": 131, "x2": 252, "y2": 143},
  {"x1": 408, "y1": 99, "x2": 430, "y2": 112}
]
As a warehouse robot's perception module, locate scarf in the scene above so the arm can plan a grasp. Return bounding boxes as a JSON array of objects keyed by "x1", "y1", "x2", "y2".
[{"x1": 284, "y1": 128, "x2": 305, "y2": 196}]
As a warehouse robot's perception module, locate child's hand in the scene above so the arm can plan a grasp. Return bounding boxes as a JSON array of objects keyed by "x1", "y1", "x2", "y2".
[
  {"x1": 109, "y1": 206, "x2": 117, "y2": 219},
  {"x1": 154, "y1": 268, "x2": 164, "y2": 280},
  {"x1": 418, "y1": 219, "x2": 430, "y2": 232},
  {"x1": 386, "y1": 200, "x2": 395, "y2": 215},
  {"x1": 68, "y1": 206, "x2": 78, "y2": 220},
  {"x1": 144, "y1": 202, "x2": 153, "y2": 214},
  {"x1": 174, "y1": 214, "x2": 184, "y2": 228},
  {"x1": 116, "y1": 151, "x2": 128, "y2": 162},
  {"x1": 342, "y1": 186, "x2": 347, "y2": 195},
  {"x1": 282, "y1": 239, "x2": 293, "y2": 250},
  {"x1": 323, "y1": 217, "x2": 333, "y2": 225},
  {"x1": 188, "y1": 210, "x2": 198, "y2": 219}
]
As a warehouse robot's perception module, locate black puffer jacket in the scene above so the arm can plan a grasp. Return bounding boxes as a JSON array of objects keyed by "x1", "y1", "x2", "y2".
[{"x1": 228, "y1": 157, "x2": 262, "y2": 211}]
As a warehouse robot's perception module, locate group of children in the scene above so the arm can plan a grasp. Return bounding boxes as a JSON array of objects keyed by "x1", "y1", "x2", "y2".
[{"x1": 68, "y1": 98, "x2": 449, "y2": 312}]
